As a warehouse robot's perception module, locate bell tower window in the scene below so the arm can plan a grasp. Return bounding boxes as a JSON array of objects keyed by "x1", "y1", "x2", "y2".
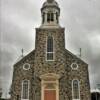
[
  {"x1": 51, "y1": 13, "x2": 54, "y2": 21},
  {"x1": 46, "y1": 36, "x2": 54, "y2": 61},
  {"x1": 47, "y1": 13, "x2": 51, "y2": 22},
  {"x1": 47, "y1": 12, "x2": 54, "y2": 22}
]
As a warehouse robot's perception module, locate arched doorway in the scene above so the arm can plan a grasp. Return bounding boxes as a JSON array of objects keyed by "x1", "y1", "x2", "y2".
[{"x1": 40, "y1": 73, "x2": 60, "y2": 100}]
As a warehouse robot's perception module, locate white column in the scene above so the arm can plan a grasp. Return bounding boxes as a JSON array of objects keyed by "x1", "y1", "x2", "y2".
[
  {"x1": 56, "y1": 80, "x2": 59, "y2": 100},
  {"x1": 41, "y1": 80, "x2": 44, "y2": 100},
  {"x1": 54, "y1": 13, "x2": 57, "y2": 23},
  {"x1": 45, "y1": 13, "x2": 47, "y2": 24}
]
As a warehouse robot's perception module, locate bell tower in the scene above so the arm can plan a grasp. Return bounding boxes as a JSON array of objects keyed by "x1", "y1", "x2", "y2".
[
  {"x1": 40, "y1": 0, "x2": 60, "y2": 28},
  {"x1": 34, "y1": 0, "x2": 66, "y2": 76}
]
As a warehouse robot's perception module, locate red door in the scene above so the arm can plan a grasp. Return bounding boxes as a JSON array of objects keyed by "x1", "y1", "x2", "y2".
[{"x1": 44, "y1": 90, "x2": 56, "y2": 100}]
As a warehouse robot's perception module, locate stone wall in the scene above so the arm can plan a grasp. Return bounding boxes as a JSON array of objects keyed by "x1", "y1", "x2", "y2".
[
  {"x1": 11, "y1": 28, "x2": 91, "y2": 100},
  {"x1": 34, "y1": 28, "x2": 66, "y2": 77},
  {"x1": 64, "y1": 49, "x2": 91, "y2": 100},
  {"x1": 11, "y1": 51, "x2": 35, "y2": 100}
]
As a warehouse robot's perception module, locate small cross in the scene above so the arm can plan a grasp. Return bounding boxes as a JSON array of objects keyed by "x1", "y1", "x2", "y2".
[
  {"x1": 21, "y1": 48, "x2": 24, "y2": 57},
  {"x1": 79, "y1": 48, "x2": 82, "y2": 57}
]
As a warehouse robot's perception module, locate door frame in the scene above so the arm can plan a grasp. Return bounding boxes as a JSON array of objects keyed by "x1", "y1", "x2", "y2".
[{"x1": 40, "y1": 73, "x2": 60, "y2": 100}]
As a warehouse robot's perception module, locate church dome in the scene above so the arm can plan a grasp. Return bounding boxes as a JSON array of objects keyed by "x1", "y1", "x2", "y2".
[
  {"x1": 40, "y1": 0, "x2": 60, "y2": 28},
  {"x1": 42, "y1": 0, "x2": 59, "y2": 9}
]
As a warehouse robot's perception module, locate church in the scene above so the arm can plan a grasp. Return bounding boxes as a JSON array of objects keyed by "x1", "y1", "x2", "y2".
[{"x1": 11, "y1": 0, "x2": 91, "y2": 100}]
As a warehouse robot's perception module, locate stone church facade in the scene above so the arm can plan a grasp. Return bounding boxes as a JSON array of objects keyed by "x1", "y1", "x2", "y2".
[{"x1": 11, "y1": 0, "x2": 91, "y2": 100}]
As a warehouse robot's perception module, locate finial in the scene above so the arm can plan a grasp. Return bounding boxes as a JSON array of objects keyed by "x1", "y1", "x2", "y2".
[
  {"x1": 47, "y1": 0, "x2": 54, "y2": 3},
  {"x1": 79, "y1": 48, "x2": 82, "y2": 57},
  {"x1": 21, "y1": 48, "x2": 24, "y2": 57}
]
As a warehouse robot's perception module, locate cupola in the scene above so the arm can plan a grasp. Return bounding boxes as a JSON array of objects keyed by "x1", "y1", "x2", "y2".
[{"x1": 40, "y1": 0, "x2": 60, "y2": 28}]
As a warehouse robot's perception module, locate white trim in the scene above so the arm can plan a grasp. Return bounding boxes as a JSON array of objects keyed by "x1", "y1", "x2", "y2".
[
  {"x1": 21, "y1": 80, "x2": 30, "y2": 100},
  {"x1": 91, "y1": 89, "x2": 100, "y2": 93},
  {"x1": 46, "y1": 35, "x2": 55, "y2": 61},
  {"x1": 23, "y1": 63, "x2": 30, "y2": 70},
  {"x1": 72, "y1": 79, "x2": 80, "y2": 100},
  {"x1": 46, "y1": 52, "x2": 55, "y2": 61},
  {"x1": 71, "y1": 63, "x2": 79, "y2": 70},
  {"x1": 40, "y1": 73, "x2": 60, "y2": 79}
]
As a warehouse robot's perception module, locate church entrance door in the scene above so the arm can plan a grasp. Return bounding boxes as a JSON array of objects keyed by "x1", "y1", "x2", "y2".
[
  {"x1": 40, "y1": 73, "x2": 59, "y2": 100},
  {"x1": 44, "y1": 90, "x2": 56, "y2": 100}
]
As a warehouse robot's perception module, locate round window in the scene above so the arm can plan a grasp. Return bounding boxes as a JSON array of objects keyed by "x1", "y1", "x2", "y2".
[
  {"x1": 71, "y1": 63, "x2": 78, "y2": 70},
  {"x1": 23, "y1": 63, "x2": 30, "y2": 70}
]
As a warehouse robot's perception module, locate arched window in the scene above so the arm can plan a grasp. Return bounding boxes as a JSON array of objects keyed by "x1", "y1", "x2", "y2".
[
  {"x1": 51, "y1": 13, "x2": 54, "y2": 21},
  {"x1": 46, "y1": 36, "x2": 54, "y2": 61},
  {"x1": 72, "y1": 80, "x2": 80, "y2": 100},
  {"x1": 21, "y1": 80, "x2": 29, "y2": 100}
]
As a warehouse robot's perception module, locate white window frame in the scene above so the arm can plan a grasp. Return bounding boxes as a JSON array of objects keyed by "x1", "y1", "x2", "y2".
[
  {"x1": 72, "y1": 79, "x2": 80, "y2": 100},
  {"x1": 71, "y1": 63, "x2": 79, "y2": 70},
  {"x1": 21, "y1": 80, "x2": 30, "y2": 100},
  {"x1": 23, "y1": 63, "x2": 30, "y2": 70},
  {"x1": 46, "y1": 36, "x2": 55, "y2": 61}
]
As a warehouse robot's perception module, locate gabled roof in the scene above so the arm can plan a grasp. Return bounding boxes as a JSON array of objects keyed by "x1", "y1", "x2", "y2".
[
  {"x1": 14, "y1": 50, "x2": 35, "y2": 66},
  {"x1": 65, "y1": 49, "x2": 88, "y2": 65},
  {"x1": 14, "y1": 48, "x2": 87, "y2": 66}
]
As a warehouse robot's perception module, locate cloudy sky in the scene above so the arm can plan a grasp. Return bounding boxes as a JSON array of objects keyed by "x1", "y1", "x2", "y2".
[{"x1": 0, "y1": 0, "x2": 100, "y2": 98}]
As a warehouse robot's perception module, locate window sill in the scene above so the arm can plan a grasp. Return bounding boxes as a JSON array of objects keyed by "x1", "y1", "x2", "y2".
[{"x1": 46, "y1": 60, "x2": 55, "y2": 62}]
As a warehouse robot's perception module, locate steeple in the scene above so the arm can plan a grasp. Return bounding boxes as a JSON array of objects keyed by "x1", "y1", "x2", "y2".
[{"x1": 40, "y1": 0, "x2": 60, "y2": 28}]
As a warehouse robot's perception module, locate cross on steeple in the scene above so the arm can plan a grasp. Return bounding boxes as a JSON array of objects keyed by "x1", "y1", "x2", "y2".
[
  {"x1": 79, "y1": 48, "x2": 82, "y2": 57},
  {"x1": 21, "y1": 48, "x2": 24, "y2": 57}
]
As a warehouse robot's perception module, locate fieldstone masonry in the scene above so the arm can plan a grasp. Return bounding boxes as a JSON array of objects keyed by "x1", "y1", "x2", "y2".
[
  {"x1": 11, "y1": 0, "x2": 91, "y2": 100},
  {"x1": 34, "y1": 28, "x2": 66, "y2": 77}
]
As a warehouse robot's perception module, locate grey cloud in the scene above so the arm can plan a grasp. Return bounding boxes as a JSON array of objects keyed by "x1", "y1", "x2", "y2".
[{"x1": 61, "y1": 0, "x2": 100, "y2": 89}]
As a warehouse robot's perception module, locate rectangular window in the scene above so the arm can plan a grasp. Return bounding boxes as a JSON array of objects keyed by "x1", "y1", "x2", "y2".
[
  {"x1": 51, "y1": 13, "x2": 54, "y2": 21},
  {"x1": 47, "y1": 13, "x2": 54, "y2": 22},
  {"x1": 47, "y1": 13, "x2": 50, "y2": 22},
  {"x1": 46, "y1": 36, "x2": 54, "y2": 61}
]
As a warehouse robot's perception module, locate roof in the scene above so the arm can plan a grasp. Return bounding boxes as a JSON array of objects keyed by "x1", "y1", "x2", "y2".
[
  {"x1": 91, "y1": 89, "x2": 100, "y2": 93},
  {"x1": 42, "y1": 0, "x2": 59, "y2": 9},
  {"x1": 14, "y1": 50, "x2": 35, "y2": 66},
  {"x1": 65, "y1": 49, "x2": 88, "y2": 65}
]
